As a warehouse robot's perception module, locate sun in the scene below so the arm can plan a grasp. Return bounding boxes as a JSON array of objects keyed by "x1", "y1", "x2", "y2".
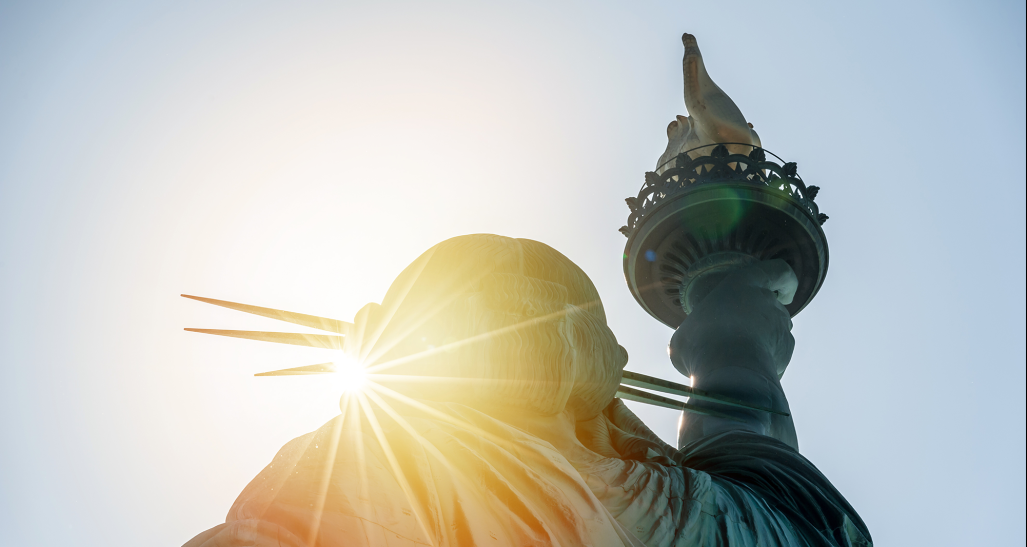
[{"x1": 329, "y1": 354, "x2": 366, "y2": 394}]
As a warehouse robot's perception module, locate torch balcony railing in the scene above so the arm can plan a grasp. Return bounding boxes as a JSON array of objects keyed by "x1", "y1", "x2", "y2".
[{"x1": 620, "y1": 143, "x2": 827, "y2": 237}]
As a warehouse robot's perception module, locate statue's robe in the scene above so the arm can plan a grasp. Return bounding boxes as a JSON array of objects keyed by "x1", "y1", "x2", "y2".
[
  {"x1": 184, "y1": 400, "x2": 871, "y2": 547},
  {"x1": 185, "y1": 400, "x2": 644, "y2": 547},
  {"x1": 576, "y1": 402, "x2": 873, "y2": 547}
]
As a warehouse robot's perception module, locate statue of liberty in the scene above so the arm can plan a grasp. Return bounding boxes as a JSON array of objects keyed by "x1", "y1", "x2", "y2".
[{"x1": 182, "y1": 35, "x2": 870, "y2": 547}]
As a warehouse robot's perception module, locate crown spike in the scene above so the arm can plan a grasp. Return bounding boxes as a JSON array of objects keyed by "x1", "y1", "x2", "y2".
[
  {"x1": 181, "y1": 294, "x2": 352, "y2": 335},
  {"x1": 254, "y1": 362, "x2": 337, "y2": 376},
  {"x1": 184, "y1": 329, "x2": 344, "y2": 349}
]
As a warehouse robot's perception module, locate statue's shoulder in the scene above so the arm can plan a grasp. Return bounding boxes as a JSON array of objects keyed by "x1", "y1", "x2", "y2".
[
  {"x1": 224, "y1": 415, "x2": 432, "y2": 545},
  {"x1": 213, "y1": 404, "x2": 642, "y2": 547}
]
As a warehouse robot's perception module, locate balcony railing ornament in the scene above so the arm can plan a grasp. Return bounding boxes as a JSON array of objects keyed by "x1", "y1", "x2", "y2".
[{"x1": 621, "y1": 143, "x2": 827, "y2": 238}]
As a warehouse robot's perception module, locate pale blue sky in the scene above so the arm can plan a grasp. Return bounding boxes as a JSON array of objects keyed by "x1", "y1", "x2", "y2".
[{"x1": 1, "y1": 1, "x2": 1024, "y2": 545}]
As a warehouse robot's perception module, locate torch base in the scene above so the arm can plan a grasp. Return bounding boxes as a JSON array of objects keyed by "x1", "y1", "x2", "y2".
[{"x1": 623, "y1": 183, "x2": 828, "y2": 328}]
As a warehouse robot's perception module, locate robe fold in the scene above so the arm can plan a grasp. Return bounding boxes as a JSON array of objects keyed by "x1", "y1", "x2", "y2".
[
  {"x1": 184, "y1": 400, "x2": 870, "y2": 547},
  {"x1": 573, "y1": 401, "x2": 872, "y2": 547},
  {"x1": 186, "y1": 400, "x2": 644, "y2": 547},
  {"x1": 575, "y1": 431, "x2": 871, "y2": 547}
]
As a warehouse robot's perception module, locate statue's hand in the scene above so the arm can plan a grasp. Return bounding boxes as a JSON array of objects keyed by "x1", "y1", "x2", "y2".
[
  {"x1": 575, "y1": 411, "x2": 621, "y2": 459},
  {"x1": 670, "y1": 259, "x2": 797, "y2": 380},
  {"x1": 576, "y1": 399, "x2": 679, "y2": 464}
]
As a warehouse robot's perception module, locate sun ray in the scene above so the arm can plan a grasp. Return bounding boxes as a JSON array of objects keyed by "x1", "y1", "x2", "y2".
[
  {"x1": 360, "y1": 388, "x2": 475, "y2": 491},
  {"x1": 361, "y1": 388, "x2": 453, "y2": 465},
  {"x1": 360, "y1": 385, "x2": 513, "y2": 541},
  {"x1": 184, "y1": 329, "x2": 344, "y2": 349},
  {"x1": 365, "y1": 373, "x2": 519, "y2": 389},
  {"x1": 364, "y1": 381, "x2": 490, "y2": 439},
  {"x1": 349, "y1": 248, "x2": 437, "y2": 364},
  {"x1": 364, "y1": 303, "x2": 578, "y2": 375},
  {"x1": 347, "y1": 394, "x2": 372, "y2": 528},
  {"x1": 364, "y1": 380, "x2": 570, "y2": 489},
  {"x1": 306, "y1": 392, "x2": 350, "y2": 546},
  {"x1": 181, "y1": 294, "x2": 352, "y2": 334},
  {"x1": 355, "y1": 393, "x2": 436, "y2": 545},
  {"x1": 356, "y1": 258, "x2": 503, "y2": 370},
  {"x1": 365, "y1": 380, "x2": 531, "y2": 455},
  {"x1": 359, "y1": 273, "x2": 485, "y2": 369}
]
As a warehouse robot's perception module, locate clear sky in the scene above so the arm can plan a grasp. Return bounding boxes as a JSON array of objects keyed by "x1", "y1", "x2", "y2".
[{"x1": 1, "y1": 1, "x2": 1024, "y2": 545}]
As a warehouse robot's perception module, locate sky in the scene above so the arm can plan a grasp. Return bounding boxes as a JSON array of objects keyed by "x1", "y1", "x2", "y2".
[{"x1": 0, "y1": 0, "x2": 1024, "y2": 545}]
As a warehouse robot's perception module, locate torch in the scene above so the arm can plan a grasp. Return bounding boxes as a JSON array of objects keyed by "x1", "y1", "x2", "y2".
[{"x1": 612, "y1": 33, "x2": 829, "y2": 419}]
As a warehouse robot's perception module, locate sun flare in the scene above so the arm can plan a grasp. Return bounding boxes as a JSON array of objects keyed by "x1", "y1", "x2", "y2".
[{"x1": 331, "y1": 355, "x2": 367, "y2": 394}]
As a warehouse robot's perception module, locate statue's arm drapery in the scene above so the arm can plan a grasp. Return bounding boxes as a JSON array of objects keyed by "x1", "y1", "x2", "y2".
[{"x1": 576, "y1": 400, "x2": 872, "y2": 547}]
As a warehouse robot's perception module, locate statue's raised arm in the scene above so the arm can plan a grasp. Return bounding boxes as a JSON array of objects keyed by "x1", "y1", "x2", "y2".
[
  {"x1": 576, "y1": 33, "x2": 870, "y2": 547},
  {"x1": 573, "y1": 258, "x2": 870, "y2": 546}
]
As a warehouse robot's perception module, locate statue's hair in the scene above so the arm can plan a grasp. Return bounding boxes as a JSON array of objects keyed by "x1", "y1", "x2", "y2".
[{"x1": 349, "y1": 234, "x2": 623, "y2": 417}]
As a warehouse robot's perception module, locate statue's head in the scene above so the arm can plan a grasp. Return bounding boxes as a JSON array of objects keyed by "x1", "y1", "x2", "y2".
[{"x1": 348, "y1": 234, "x2": 627, "y2": 420}]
